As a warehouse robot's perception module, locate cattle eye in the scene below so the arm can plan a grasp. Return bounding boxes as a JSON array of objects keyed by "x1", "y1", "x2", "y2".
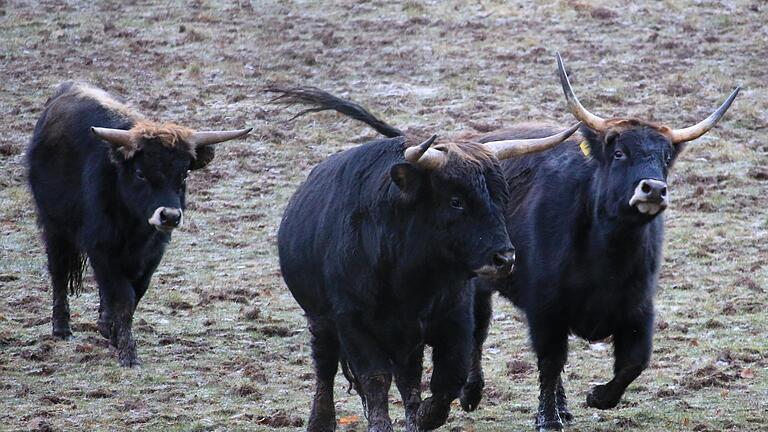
[
  {"x1": 450, "y1": 197, "x2": 465, "y2": 210},
  {"x1": 135, "y1": 169, "x2": 146, "y2": 181},
  {"x1": 613, "y1": 150, "x2": 625, "y2": 160}
]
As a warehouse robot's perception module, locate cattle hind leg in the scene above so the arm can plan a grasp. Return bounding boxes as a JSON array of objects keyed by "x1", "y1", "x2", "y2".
[
  {"x1": 307, "y1": 319, "x2": 340, "y2": 432},
  {"x1": 460, "y1": 288, "x2": 493, "y2": 412},
  {"x1": 586, "y1": 317, "x2": 653, "y2": 410},
  {"x1": 44, "y1": 231, "x2": 84, "y2": 340}
]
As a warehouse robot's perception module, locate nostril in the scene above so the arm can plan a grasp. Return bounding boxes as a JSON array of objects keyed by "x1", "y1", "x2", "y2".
[
  {"x1": 492, "y1": 251, "x2": 514, "y2": 268},
  {"x1": 641, "y1": 182, "x2": 651, "y2": 194},
  {"x1": 661, "y1": 187, "x2": 667, "y2": 196},
  {"x1": 159, "y1": 210, "x2": 167, "y2": 223}
]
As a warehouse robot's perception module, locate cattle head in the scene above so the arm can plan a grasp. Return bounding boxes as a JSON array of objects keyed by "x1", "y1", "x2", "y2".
[
  {"x1": 393, "y1": 124, "x2": 579, "y2": 278},
  {"x1": 91, "y1": 123, "x2": 251, "y2": 232},
  {"x1": 556, "y1": 53, "x2": 739, "y2": 221}
]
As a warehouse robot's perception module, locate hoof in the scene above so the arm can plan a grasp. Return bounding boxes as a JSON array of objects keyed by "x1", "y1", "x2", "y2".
[
  {"x1": 52, "y1": 328, "x2": 73, "y2": 340},
  {"x1": 117, "y1": 346, "x2": 140, "y2": 368},
  {"x1": 118, "y1": 355, "x2": 141, "y2": 368},
  {"x1": 416, "y1": 397, "x2": 450, "y2": 431},
  {"x1": 307, "y1": 419, "x2": 336, "y2": 432},
  {"x1": 586, "y1": 384, "x2": 620, "y2": 410},
  {"x1": 535, "y1": 412, "x2": 563, "y2": 431},
  {"x1": 558, "y1": 407, "x2": 573, "y2": 423},
  {"x1": 538, "y1": 424, "x2": 564, "y2": 432},
  {"x1": 97, "y1": 319, "x2": 113, "y2": 340},
  {"x1": 460, "y1": 379, "x2": 484, "y2": 412}
]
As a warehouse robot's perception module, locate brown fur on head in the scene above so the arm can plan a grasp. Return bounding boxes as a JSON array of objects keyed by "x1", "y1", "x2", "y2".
[
  {"x1": 113, "y1": 121, "x2": 197, "y2": 160},
  {"x1": 601, "y1": 118, "x2": 673, "y2": 142},
  {"x1": 405, "y1": 136, "x2": 499, "y2": 172},
  {"x1": 434, "y1": 140, "x2": 498, "y2": 172}
]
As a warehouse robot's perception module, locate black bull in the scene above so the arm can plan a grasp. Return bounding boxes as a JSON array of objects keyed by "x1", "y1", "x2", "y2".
[
  {"x1": 272, "y1": 87, "x2": 578, "y2": 432},
  {"x1": 463, "y1": 55, "x2": 739, "y2": 431}
]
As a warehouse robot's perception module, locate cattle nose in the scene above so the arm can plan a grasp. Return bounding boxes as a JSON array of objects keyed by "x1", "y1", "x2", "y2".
[
  {"x1": 639, "y1": 179, "x2": 667, "y2": 199},
  {"x1": 148, "y1": 207, "x2": 183, "y2": 230},
  {"x1": 492, "y1": 249, "x2": 516, "y2": 273},
  {"x1": 629, "y1": 179, "x2": 668, "y2": 216},
  {"x1": 160, "y1": 208, "x2": 182, "y2": 227}
]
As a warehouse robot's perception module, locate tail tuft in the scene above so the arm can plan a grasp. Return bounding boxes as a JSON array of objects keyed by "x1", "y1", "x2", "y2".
[
  {"x1": 67, "y1": 253, "x2": 87, "y2": 296},
  {"x1": 265, "y1": 86, "x2": 404, "y2": 138}
]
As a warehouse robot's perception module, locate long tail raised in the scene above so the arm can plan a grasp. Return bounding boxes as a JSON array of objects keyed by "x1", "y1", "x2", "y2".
[{"x1": 266, "y1": 86, "x2": 403, "y2": 138}]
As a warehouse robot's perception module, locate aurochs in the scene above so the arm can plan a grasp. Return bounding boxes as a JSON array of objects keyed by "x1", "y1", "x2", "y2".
[
  {"x1": 461, "y1": 54, "x2": 739, "y2": 431},
  {"x1": 27, "y1": 81, "x2": 251, "y2": 366},
  {"x1": 269, "y1": 87, "x2": 579, "y2": 432}
]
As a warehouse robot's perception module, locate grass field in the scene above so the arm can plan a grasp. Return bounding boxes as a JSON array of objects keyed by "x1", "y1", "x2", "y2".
[{"x1": 1, "y1": 1, "x2": 766, "y2": 431}]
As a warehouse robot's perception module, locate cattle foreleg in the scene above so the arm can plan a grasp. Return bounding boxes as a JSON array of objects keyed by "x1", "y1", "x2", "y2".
[
  {"x1": 132, "y1": 254, "x2": 162, "y2": 305},
  {"x1": 91, "y1": 257, "x2": 140, "y2": 367},
  {"x1": 461, "y1": 288, "x2": 493, "y2": 412},
  {"x1": 307, "y1": 319, "x2": 340, "y2": 432},
  {"x1": 97, "y1": 293, "x2": 114, "y2": 343},
  {"x1": 336, "y1": 314, "x2": 393, "y2": 432},
  {"x1": 530, "y1": 319, "x2": 569, "y2": 432},
  {"x1": 586, "y1": 316, "x2": 653, "y2": 410},
  {"x1": 418, "y1": 318, "x2": 472, "y2": 431},
  {"x1": 395, "y1": 346, "x2": 424, "y2": 432},
  {"x1": 360, "y1": 374, "x2": 394, "y2": 432}
]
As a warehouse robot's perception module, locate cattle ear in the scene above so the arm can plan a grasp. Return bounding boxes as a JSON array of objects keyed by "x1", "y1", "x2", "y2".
[
  {"x1": 668, "y1": 142, "x2": 685, "y2": 168},
  {"x1": 190, "y1": 145, "x2": 215, "y2": 170},
  {"x1": 390, "y1": 163, "x2": 424, "y2": 201},
  {"x1": 579, "y1": 128, "x2": 605, "y2": 162}
]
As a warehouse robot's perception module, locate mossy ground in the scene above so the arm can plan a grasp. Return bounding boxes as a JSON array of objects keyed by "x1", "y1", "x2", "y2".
[{"x1": 1, "y1": 1, "x2": 766, "y2": 431}]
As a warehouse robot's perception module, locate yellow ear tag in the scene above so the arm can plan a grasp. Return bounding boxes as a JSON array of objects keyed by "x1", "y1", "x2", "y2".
[{"x1": 579, "y1": 140, "x2": 591, "y2": 158}]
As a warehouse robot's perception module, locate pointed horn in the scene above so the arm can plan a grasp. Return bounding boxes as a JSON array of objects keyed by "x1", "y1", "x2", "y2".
[
  {"x1": 485, "y1": 123, "x2": 582, "y2": 160},
  {"x1": 404, "y1": 134, "x2": 446, "y2": 170},
  {"x1": 669, "y1": 87, "x2": 740, "y2": 144},
  {"x1": 556, "y1": 52, "x2": 608, "y2": 132},
  {"x1": 187, "y1": 128, "x2": 252, "y2": 147},
  {"x1": 91, "y1": 127, "x2": 133, "y2": 147}
]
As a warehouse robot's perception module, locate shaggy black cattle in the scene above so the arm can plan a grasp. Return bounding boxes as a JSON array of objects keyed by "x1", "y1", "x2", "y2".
[
  {"x1": 462, "y1": 55, "x2": 739, "y2": 431},
  {"x1": 271, "y1": 87, "x2": 579, "y2": 432},
  {"x1": 27, "y1": 81, "x2": 251, "y2": 366}
]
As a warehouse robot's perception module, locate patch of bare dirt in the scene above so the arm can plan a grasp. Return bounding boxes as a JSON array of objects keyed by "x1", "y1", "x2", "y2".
[
  {"x1": 255, "y1": 411, "x2": 304, "y2": 428},
  {"x1": 679, "y1": 364, "x2": 740, "y2": 390}
]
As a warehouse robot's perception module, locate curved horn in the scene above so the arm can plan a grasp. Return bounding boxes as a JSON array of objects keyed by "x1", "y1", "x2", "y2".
[
  {"x1": 484, "y1": 123, "x2": 582, "y2": 160},
  {"x1": 187, "y1": 128, "x2": 252, "y2": 147},
  {"x1": 669, "y1": 87, "x2": 740, "y2": 144},
  {"x1": 91, "y1": 127, "x2": 133, "y2": 147},
  {"x1": 556, "y1": 52, "x2": 609, "y2": 132},
  {"x1": 404, "y1": 134, "x2": 446, "y2": 170}
]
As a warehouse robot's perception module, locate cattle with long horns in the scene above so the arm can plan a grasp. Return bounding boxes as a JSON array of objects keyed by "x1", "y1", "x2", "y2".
[
  {"x1": 269, "y1": 87, "x2": 579, "y2": 432},
  {"x1": 461, "y1": 54, "x2": 739, "y2": 431},
  {"x1": 27, "y1": 81, "x2": 251, "y2": 366}
]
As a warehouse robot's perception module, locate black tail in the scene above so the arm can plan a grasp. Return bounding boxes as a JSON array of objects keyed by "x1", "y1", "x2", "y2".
[
  {"x1": 68, "y1": 253, "x2": 87, "y2": 295},
  {"x1": 266, "y1": 86, "x2": 403, "y2": 138}
]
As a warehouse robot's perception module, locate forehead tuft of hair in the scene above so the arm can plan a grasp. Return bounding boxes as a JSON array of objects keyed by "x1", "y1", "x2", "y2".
[
  {"x1": 114, "y1": 121, "x2": 197, "y2": 160},
  {"x1": 408, "y1": 139, "x2": 498, "y2": 174},
  {"x1": 604, "y1": 118, "x2": 673, "y2": 140}
]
